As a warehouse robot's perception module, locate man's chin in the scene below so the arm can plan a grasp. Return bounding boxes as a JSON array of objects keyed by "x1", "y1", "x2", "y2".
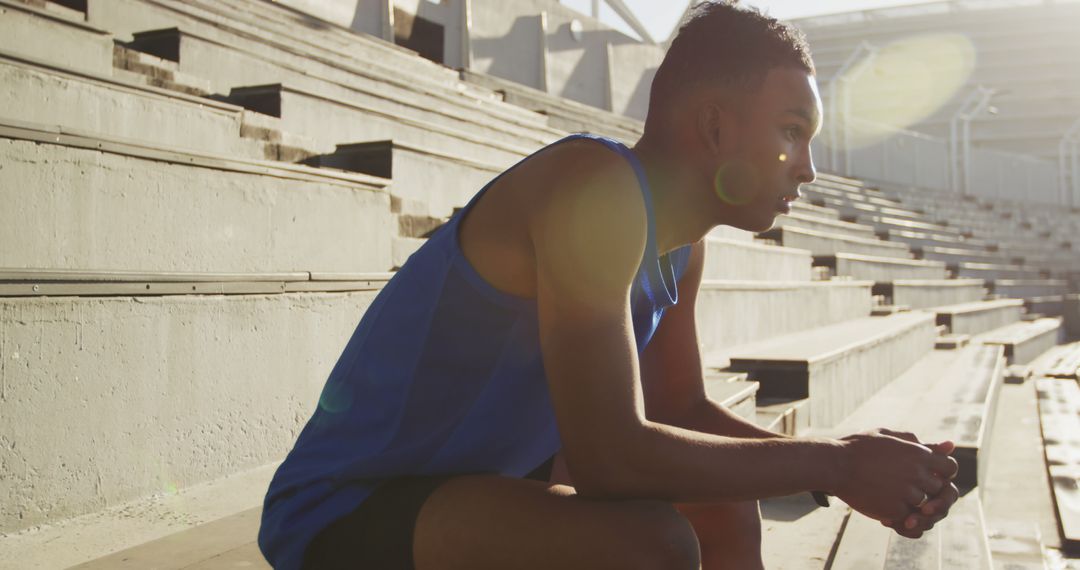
[{"x1": 730, "y1": 214, "x2": 779, "y2": 234}]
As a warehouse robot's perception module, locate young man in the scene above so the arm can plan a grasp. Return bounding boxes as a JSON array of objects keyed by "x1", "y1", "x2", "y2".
[{"x1": 259, "y1": 2, "x2": 960, "y2": 568}]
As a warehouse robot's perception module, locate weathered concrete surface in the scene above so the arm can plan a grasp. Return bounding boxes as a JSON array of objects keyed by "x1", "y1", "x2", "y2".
[
  {"x1": 825, "y1": 253, "x2": 949, "y2": 281},
  {"x1": 765, "y1": 226, "x2": 913, "y2": 259},
  {"x1": 983, "y1": 379, "x2": 1067, "y2": 567},
  {"x1": 0, "y1": 137, "x2": 393, "y2": 273},
  {"x1": 934, "y1": 298, "x2": 1024, "y2": 336},
  {"x1": 0, "y1": 0, "x2": 113, "y2": 76},
  {"x1": 308, "y1": 139, "x2": 503, "y2": 218},
  {"x1": 0, "y1": 463, "x2": 275, "y2": 570},
  {"x1": 760, "y1": 493, "x2": 850, "y2": 570},
  {"x1": 726, "y1": 312, "x2": 937, "y2": 428},
  {"x1": 830, "y1": 492, "x2": 992, "y2": 569},
  {"x1": 0, "y1": 289, "x2": 382, "y2": 533},
  {"x1": 877, "y1": 278, "x2": 986, "y2": 309},
  {"x1": 703, "y1": 238, "x2": 812, "y2": 281},
  {"x1": 696, "y1": 280, "x2": 873, "y2": 352},
  {"x1": 0, "y1": 54, "x2": 249, "y2": 157}
]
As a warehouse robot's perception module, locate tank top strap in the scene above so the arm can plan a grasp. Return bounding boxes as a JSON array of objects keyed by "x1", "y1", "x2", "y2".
[
  {"x1": 453, "y1": 133, "x2": 681, "y2": 308},
  {"x1": 575, "y1": 134, "x2": 680, "y2": 308}
]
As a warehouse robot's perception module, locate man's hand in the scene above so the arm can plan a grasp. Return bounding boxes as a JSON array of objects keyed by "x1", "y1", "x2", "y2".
[
  {"x1": 832, "y1": 429, "x2": 959, "y2": 535},
  {"x1": 876, "y1": 432, "x2": 960, "y2": 538}
]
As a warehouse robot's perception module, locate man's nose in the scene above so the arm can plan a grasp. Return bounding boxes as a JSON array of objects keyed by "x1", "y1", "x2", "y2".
[{"x1": 795, "y1": 150, "x2": 817, "y2": 185}]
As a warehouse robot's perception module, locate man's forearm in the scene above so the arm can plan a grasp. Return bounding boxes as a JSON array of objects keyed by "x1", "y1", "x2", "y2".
[{"x1": 674, "y1": 396, "x2": 790, "y2": 440}]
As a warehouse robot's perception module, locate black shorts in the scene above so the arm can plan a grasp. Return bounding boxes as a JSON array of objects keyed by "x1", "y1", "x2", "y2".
[{"x1": 302, "y1": 457, "x2": 555, "y2": 570}]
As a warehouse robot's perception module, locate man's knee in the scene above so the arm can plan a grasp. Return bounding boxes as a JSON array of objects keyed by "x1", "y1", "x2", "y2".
[{"x1": 614, "y1": 501, "x2": 701, "y2": 570}]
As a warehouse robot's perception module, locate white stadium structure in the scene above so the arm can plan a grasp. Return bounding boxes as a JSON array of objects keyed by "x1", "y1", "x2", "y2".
[{"x1": 1, "y1": 0, "x2": 1078, "y2": 568}]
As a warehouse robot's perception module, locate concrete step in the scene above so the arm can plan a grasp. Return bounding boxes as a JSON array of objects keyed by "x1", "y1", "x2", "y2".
[
  {"x1": 112, "y1": 43, "x2": 212, "y2": 96},
  {"x1": 68, "y1": 507, "x2": 269, "y2": 569},
  {"x1": 1030, "y1": 341, "x2": 1080, "y2": 379},
  {"x1": 916, "y1": 244, "x2": 1021, "y2": 267},
  {"x1": 755, "y1": 397, "x2": 811, "y2": 437},
  {"x1": 829, "y1": 491, "x2": 993, "y2": 569},
  {"x1": 760, "y1": 226, "x2": 914, "y2": 259},
  {"x1": 772, "y1": 211, "x2": 878, "y2": 240},
  {"x1": 956, "y1": 261, "x2": 1048, "y2": 281},
  {"x1": 101, "y1": 0, "x2": 553, "y2": 132},
  {"x1": 761, "y1": 493, "x2": 851, "y2": 570},
  {"x1": 0, "y1": 0, "x2": 112, "y2": 75},
  {"x1": 790, "y1": 200, "x2": 843, "y2": 220},
  {"x1": 703, "y1": 238, "x2": 813, "y2": 281},
  {"x1": 990, "y1": 278, "x2": 1070, "y2": 299},
  {"x1": 222, "y1": 82, "x2": 533, "y2": 169},
  {"x1": 0, "y1": 461, "x2": 276, "y2": 569},
  {"x1": 0, "y1": 277, "x2": 390, "y2": 535},
  {"x1": 1035, "y1": 378, "x2": 1080, "y2": 554},
  {"x1": 815, "y1": 196, "x2": 936, "y2": 226},
  {"x1": 696, "y1": 280, "x2": 873, "y2": 351},
  {"x1": 817, "y1": 253, "x2": 949, "y2": 281},
  {"x1": 1026, "y1": 294, "x2": 1068, "y2": 318},
  {"x1": 933, "y1": 298, "x2": 1025, "y2": 336},
  {"x1": 703, "y1": 374, "x2": 759, "y2": 423},
  {"x1": 878, "y1": 227, "x2": 997, "y2": 253},
  {"x1": 0, "y1": 119, "x2": 394, "y2": 273},
  {"x1": 872, "y1": 279, "x2": 987, "y2": 309},
  {"x1": 977, "y1": 318, "x2": 1064, "y2": 365},
  {"x1": 824, "y1": 345, "x2": 1006, "y2": 490},
  {"x1": 301, "y1": 139, "x2": 502, "y2": 218},
  {"x1": 200, "y1": 0, "x2": 537, "y2": 119},
  {"x1": 115, "y1": 24, "x2": 560, "y2": 151},
  {"x1": 720, "y1": 312, "x2": 937, "y2": 428},
  {"x1": 461, "y1": 68, "x2": 644, "y2": 142},
  {"x1": 856, "y1": 213, "x2": 967, "y2": 239},
  {"x1": 0, "y1": 49, "x2": 258, "y2": 157}
]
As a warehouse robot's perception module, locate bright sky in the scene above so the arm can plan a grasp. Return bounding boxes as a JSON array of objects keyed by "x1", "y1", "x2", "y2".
[{"x1": 560, "y1": 0, "x2": 941, "y2": 41}]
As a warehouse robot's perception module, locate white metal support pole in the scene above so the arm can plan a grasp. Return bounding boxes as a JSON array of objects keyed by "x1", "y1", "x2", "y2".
[
  {"x1": 591, "y1": 0, "x2": 601, "y2": 18},
  {"x1": 950, "y1": 86, "x2": 995, "y2": 196},
  {"x1": 538, "y1": 11, "x2": 549, "y2": 93},
  {"x1": 381, "y1": 0, "x2": 395, "y2": 42},
  {"x1": 827, "y1": 42, "x2": 875, "y2": 174},
  {"x1": 459, "y1": 0, "x2": 472, "y2": 70},
  {"x1": 961, "y1": 87, "x2": 997, "y2": 197},
  {"x1": 1059, "y1": 119, "x2": 1080, "y2": 206}
]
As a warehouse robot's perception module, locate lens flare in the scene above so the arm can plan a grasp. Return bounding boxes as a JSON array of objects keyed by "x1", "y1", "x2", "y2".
[
  {"x1": 828, "y1": 33, "x2": 977, "y2": 150},
  {"x1": 778, "y1": 153, "x2": 788, "y2": 163},
  {"x1": 714, "y1": 162, "x2": 759, "y2": 206},
  {"x1": 318, "y1": 381, "x2": 354, "y2": 414}
]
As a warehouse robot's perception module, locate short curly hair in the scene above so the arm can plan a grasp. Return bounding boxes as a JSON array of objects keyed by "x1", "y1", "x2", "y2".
[{"x1": 647, "y1": 2, "x2": 814, "y2": 122}]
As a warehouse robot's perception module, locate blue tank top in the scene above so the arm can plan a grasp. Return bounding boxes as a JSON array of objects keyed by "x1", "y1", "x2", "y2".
[{"x1": 258, "y1": 134, "x2": 692, "y2": 569}]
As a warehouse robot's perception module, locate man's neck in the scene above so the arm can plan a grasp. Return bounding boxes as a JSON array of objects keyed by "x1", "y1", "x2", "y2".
[{"x1": 632, "y1": 135, "x2": 718, "y2": 254}]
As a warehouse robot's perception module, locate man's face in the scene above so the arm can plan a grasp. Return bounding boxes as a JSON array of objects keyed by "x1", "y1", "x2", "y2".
[{"x1": 715, "y1": 68, "x2": 822, "y2": 233}]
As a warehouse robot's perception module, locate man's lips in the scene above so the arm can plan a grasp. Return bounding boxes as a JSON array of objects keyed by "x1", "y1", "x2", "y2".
[{"x1": 776, "y1": 193, "x2": 800, "y2": 213}]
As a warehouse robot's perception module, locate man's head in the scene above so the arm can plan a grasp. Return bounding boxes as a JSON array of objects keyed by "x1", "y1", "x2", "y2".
[{"x1": 643, "y1": 1, "x2": 822, "y2": 233}]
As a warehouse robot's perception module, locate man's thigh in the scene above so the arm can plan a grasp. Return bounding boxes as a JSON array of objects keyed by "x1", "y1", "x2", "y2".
[
  {"x1": 413, "y1": 475, "x2": 701, "y2": 570},
  {"x1": 678, "y1": 500, "x2": 764, "y2": 570}
]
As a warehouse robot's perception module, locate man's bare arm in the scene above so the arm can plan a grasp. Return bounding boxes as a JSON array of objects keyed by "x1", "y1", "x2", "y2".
[
  {"x1": 640, "y1": 239, "x2": 787, "y2": 440},
  {"x1": 529, "y1": 141, "x2": 956, "y2": 523}
]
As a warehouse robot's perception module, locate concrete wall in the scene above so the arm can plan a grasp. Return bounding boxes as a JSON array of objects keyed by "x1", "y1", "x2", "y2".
[
  {"x1": 0, "y1": 139, "x2": 393, "y2": 274},
  {"x1": 607, "y1": 42, "x2": 662, "y2": 121},
  {"x1": 0, "y1": 291, "x2": 382, "y2": 533}
]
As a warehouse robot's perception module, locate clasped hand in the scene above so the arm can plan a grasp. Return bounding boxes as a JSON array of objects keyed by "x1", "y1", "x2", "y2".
[{"x1": 837, "y1": 428, "x2": 960, "y2": 539}]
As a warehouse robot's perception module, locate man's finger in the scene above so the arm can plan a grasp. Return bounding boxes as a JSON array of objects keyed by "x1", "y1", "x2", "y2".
[
  {"x1": 928, "y1": 440, "x2": 956, "y2": 455},
  {"x1": 929, "y1": 453, "x2": 960, "y2": 480},
  {"x1": 880, "y1": 428, "x2": 919, "y2": 444},
  {"x1": 920, "y1": 484, "x2": 960, "y2": 516},
  {"x1": 917, "y1": 470, "x2": 945, "y2": 496}
]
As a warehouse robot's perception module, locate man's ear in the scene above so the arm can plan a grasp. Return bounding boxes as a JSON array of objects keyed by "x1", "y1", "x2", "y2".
[{"x1": 696, "y1": 100, "x2": 738, "y2": 158}]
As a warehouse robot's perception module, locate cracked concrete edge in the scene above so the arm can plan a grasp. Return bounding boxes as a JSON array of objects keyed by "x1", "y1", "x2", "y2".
[{"x1": 0, "y1": 461, "x2": 278, "y2": 570}]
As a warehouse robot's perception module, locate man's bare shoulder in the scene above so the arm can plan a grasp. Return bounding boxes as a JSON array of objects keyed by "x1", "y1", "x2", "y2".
[
  {"x1": 524, "y1": 139, "x2": 651, "y2": 302},
  {"x1": 521, "y1": 139, "x2": 648, "y2": 249}
]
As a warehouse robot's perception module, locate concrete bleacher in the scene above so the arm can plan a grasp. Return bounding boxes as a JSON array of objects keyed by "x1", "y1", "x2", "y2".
[{"x1": 2, "y1": 0, "x2": 1080, "y2": 568}]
